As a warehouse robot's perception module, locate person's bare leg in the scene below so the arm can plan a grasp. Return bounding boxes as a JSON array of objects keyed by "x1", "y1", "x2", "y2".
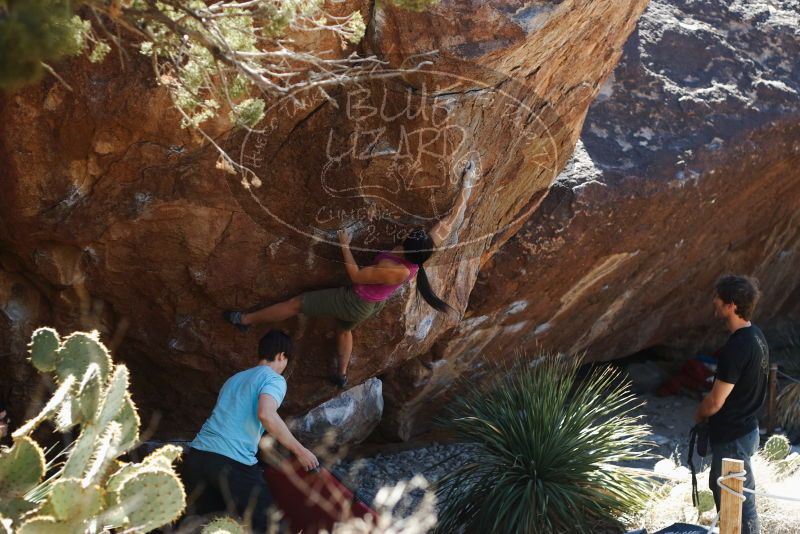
[
  {"x1": 241, "y1": 296, "x2": 302, "y2": 325},
  {"x1": 336, "y1": 328, "x2": 353, "y2": 376}
]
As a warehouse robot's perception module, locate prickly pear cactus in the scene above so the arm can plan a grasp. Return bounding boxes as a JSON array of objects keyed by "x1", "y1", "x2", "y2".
[
  {"x1": 55, "y1": 331, "x2": 112, "y2": 385},
  {"x1": 12, "y1": 375, "x2": 76, "y2": 438},
  {"x1": 202, "y1": 516, "x2": 247, "y2": 534},
  {"x1": 775, "y1": 452, "x2": 800, "y2": 480},
  {"x1": 15, "y1": 515, "x2": 76, "y2": 534},
  {"x1": 28, "y1": 327, "x2": 59, "y2": 373},
  {"x1": 0, "y1": 437, "x2": 46, "y2": 519},
  {"x1": 45, "y1": 479, "x2": 104, "y2": 522},
  {"x1": 696, "y1": 489, "x2": 715, "y2": 513},
  {"x1": 0, "y1": 327, "x2": 183, "y2": 532},
  {"x1": 0, "y1": 437, "x2": 45, "y2": 496},
  {"x1": 763, "y1": 434, "x2": 791, "y2": 462},
  {"x1": 103, "y1": 445, "x2": 186, "y2": 531},
  {"x1": 110, "y1": 468, "x2": 186, "y2": 532},
  {"x1": 142, "y1": 444, "x2": 183, "y2": 469}
]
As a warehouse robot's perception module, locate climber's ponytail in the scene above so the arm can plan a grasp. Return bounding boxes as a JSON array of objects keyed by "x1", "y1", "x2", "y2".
[
  {"x1": 402, "y1": 229, "x2": 455, "y2": 315},
  {"x1": 415, "y1": 266, "x2": 454, "y2": 313}
]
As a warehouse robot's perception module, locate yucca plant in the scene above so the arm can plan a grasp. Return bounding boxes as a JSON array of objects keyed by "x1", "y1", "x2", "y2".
[{"x1": 435, "y1": 355, "x2": 656, "y2": 534}]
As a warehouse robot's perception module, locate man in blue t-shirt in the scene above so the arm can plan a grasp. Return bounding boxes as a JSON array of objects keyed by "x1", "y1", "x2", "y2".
[{"x1": 180, "y1": 330, "x2": 319, "y2": 532}]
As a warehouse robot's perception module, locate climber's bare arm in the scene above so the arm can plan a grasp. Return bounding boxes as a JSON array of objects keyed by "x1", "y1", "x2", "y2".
[
  {"x1": 430, "y1": 187, "x2": 470, "y2": 248},
  {"x1": 258, "y1": 394, "x2": 319, "y2": 471},
  {"x1": 338, "y1": 230, "x2": 408, "y2": 285},
  {"x1": 431, "y1": 160, "x2": 478, "y2": 247}
]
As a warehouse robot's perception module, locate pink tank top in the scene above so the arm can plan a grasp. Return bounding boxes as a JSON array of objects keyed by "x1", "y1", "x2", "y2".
[{"x1": 352, "y1": 252, "x2": 419, "y2": 303}]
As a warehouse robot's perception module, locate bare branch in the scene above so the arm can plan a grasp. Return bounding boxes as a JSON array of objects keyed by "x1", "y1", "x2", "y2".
[{"x1": 40, "y1": 62, "x2": 74, "y2": 92}]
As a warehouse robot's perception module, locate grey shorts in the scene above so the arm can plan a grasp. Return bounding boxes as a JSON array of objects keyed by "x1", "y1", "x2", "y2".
[{"x1": 300, "y1": 286, "x2": 386, "y2": 330}]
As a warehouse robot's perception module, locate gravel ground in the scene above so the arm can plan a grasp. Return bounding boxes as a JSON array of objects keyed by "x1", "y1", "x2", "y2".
[
  {"x1": 625, "y1": 392, "x2": 699, "y2": 470},
  {"x1": 331, "y1": 393, "x2": 703, "y2": 515},
  {"x1": 331, "y1": 443, "x2": 479, "y2": 516}
]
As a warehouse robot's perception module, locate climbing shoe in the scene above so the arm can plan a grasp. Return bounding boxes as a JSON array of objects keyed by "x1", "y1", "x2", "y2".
[
  {"x1": 223, "y1": 310, "x2": 250, "y2": 333},
  {"x1": 330, "y1": 374, "x2": 348, "y2": 390}
]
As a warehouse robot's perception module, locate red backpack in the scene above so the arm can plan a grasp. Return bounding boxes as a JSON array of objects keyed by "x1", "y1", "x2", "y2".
[{"x1": 264, "y1": 458, "x2": 377, "y2": 533}]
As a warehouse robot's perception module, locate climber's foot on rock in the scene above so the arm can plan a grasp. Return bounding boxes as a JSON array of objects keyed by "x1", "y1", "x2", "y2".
[
  {"x1": 329, "y1": 374, "x2": 347, "y2": 390},
  {"x1": 223, "y1": 310, "x2": 250, "y2": 333}
]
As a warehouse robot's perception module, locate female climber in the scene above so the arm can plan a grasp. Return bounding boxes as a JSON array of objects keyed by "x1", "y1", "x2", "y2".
[{"x1": 224, "y1": 166, "x2": 475, "y2": 389}]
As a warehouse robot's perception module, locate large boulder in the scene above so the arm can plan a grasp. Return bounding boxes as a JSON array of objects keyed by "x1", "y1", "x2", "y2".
[
  {"x1": 381, "y1": 0, "x2": 800, "y2": 439},
  {"x1": 0, "y1": 0, "x2": 646, "y2": 437},
  {"x1": 287, "y1": 378, "x2": 384, "y2": 447}
]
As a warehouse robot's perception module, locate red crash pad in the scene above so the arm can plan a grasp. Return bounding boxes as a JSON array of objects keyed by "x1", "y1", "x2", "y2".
[
  {"x1": 657, "y1": 359, "x2": 714, "y2": 397},
  {"x1": 264, "y1": 458, "x2": 377, "y2": 534}
]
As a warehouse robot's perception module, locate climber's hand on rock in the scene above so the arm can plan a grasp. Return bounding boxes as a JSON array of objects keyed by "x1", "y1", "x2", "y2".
[
  {"x1": 338, "y1": 229, "x2": 352, "y2": 247},
  {"x1": 461, "y1": 158, "x2": 478, "y2": 189},
  {"x1": 297, "y1": 447, "x2": 320, "y2": 471}
]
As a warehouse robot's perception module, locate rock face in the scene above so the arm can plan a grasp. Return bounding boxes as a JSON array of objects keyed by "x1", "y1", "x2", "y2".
[
  {"x1": 0, "y1": 0, "x2": 646, "y2": 438},
  {"x1": 381, "y1": 0, "x2": 800, "y2": 440}
]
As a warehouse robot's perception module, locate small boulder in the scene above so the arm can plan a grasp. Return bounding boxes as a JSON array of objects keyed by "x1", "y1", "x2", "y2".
[
  {"x1": 288, "y1": 378, "x2": 383, "y2": 448},
  {"x1": 626, "y1": 362, "x2": 670, "y2": 394}
]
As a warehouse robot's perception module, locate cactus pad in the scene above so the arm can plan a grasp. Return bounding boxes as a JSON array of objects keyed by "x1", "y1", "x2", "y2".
[
  {"x1": 83, "y1": 422, "x2": 123, "y2": 487},
  {"x1": 0, "y1": 437, "x2": 46, "y2": 498},
  {"x1": 201, "y1": 516, "x2": 247, "y2": 534},
  {"x1": 12, "y1": 375, "x2": 75, "y2": 439},
  {"x1": 763, "y1": 434, "x2": 791, "y2": 462},
  {"x1": 62, "y1": 427, "x2": 100, "y2": 480},
  {"x1": 55, "y1": 332, "x2": 112, "y2": 385},
  {"x1": 54, "y1": 396, "x2": 77, "y2": 432},
  {"x1": 115, "y1": 395, "x2": 140, "y2": 453},
  {"x1": 55, "y1": 365, "x2": 101, "y2": 432},
  {"x1": 112, "y1": 468, "x2": 186, "y2": 532},
  {"x1": 105, "y1": 462, "x2": 137, "y2": 498},
  {"x1": 48, "y1": 479, "x2": 103, "y2": 522},
  {"x1": 0, "y1": 498, "x2": 38, "y2": 523},
  {"x1": 76, "y1": 364, "x2": 102, "y2": 424},
  {"x1": 16, "y1": 516, "x2": 75, "y2": 534},
  {"x1": 95, "y1": 365, "x2": 129, "y2": 429},
  {"x1": 143, "y1": 445, "x2": 183, "y2": 469},
  {"x1": 776, "y1": 452, "x2": 800, "y2": 479},
  {"x1": 696, "y1": 489, "x2": 715, "y2": 513},
  {"x1": 29, "y1": 328, "x2": 60, "y2": 372}
]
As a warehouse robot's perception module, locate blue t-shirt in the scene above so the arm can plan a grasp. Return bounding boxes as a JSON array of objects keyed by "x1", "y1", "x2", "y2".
[{"x1": 190, "y1": 366, "x2": 287, "y2": 465}]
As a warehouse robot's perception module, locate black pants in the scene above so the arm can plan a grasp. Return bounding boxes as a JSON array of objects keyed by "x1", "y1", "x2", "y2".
[{"x1": 179, "y1": 447, "x2": 275, "y2": 533}]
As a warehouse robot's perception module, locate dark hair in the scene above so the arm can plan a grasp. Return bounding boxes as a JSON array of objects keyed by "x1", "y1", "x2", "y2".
[
  {"x1": 715, "y1": 274, "x2": 761, "y2": 321},
  {"x1": 258, "y1": 330, "x2": 293, "y2": 361},
  {"x1": 402, "y1": 229, "x2": 454, "y2": 314}
]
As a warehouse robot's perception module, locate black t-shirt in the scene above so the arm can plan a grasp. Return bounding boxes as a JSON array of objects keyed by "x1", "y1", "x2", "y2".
[{"x1": 709, "y1": 324, "x2": 769, "y2": 444}]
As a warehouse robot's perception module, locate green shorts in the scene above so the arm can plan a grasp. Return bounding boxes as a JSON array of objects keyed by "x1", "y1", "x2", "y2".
[{"x1": 300, "y1": 286, "x2": 386, "y2": 330}]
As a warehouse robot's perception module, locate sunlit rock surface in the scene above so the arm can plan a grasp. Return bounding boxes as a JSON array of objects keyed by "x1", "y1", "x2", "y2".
[
  {"x1": 382, "y1": 0, "x2": 800, "y2": 440},
  {"x1": 0, "y1": 0, "x2": 646, "y2": 437}
]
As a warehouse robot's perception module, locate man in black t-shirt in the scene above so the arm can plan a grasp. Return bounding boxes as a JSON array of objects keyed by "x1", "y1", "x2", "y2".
[{"x1": 695, "y1": 274, "x2": 768, "y2": 534}]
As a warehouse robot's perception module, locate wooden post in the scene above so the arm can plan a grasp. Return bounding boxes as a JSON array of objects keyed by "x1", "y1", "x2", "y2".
[
  {"x1": 719, "y1": 458, "x2": 745, "y2": 534},
  {"x1": 767, "y1": 364, "x2": 778, "y2": 434}
]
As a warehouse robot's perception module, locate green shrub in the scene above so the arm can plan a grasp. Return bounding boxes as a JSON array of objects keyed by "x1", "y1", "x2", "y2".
[
  {"x1": 435, "y1": 356, "x2": 655, "y2": 534},
  {"x1": 0, "y1": 0, "x2": 86, "y2": 91}
]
